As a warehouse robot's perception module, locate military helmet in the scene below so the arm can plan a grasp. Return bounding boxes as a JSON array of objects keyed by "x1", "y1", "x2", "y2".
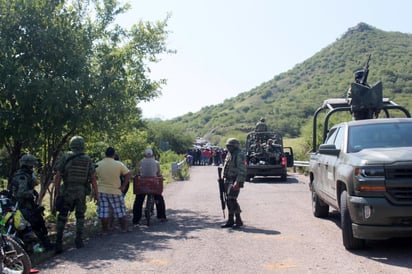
[
  {"x1": 354, "y1": 70, "x2": 364, "y2": 81},
  {"x1": 19, "y1": 154, "x2": 36, "y2": 167},
  {"x1": 226, "y1": 138, "x2": 240, "y2": 147},
  {"x1": 260, "y1": 117, "x2": 265, "y2": 122},
  {"x1": 69, "y1": 136, "x2": 85, "y2": 151}
]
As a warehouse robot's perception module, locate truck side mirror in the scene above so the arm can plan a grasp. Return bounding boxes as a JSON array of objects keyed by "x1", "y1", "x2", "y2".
[{"x1": 318, "y1": 144, "x2": 340, "y2": 156}]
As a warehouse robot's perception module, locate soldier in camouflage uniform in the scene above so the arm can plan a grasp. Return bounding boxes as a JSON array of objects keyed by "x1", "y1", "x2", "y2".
[
  {"x1": 53, "y1": 136, "x2": 98, "y2": 254},
  {"x1": 255, "y1": 118, "x2": 268, "y2": 142},
  {"x1": 221, "y1": 138, "x2": 246, "y2": 228},
  {"x1": 10, "y1": 154, "x2": 53, "y2": 251},
  {"x1": 255, "y1": 117, "x2": 268, "y2": 132}
]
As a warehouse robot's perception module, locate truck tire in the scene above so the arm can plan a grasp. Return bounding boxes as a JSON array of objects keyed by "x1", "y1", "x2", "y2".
[
  {"x1": 281, "y1": 173, "x2": 287, "y2": 181},
  {"x1": 246, "y1": 175, "x2": 252, "y2": 182},
  {"x1": 340, "y1": 190, "x2": 365, "y2": 250},
  {"x1": 312, "y1": 190, "x2": 329, "y2": 218}
]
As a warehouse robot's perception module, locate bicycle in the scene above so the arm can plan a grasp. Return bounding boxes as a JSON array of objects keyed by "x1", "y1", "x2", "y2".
[
  {"x1": 133, "y1": 176, "x2": 164, "y2": 227},
  {"x1": 144, "y1": 194, "x2": 155, "y2": 226}
]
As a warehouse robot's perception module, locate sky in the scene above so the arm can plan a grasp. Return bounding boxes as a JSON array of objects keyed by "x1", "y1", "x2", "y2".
[{"x1": 116, "y1": 0, "x2": 412, "y2": 120}]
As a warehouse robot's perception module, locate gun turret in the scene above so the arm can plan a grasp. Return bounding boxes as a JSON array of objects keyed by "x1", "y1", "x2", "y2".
[{"x1": 349, "y1": 54, "x2": 383, "y2": 120}]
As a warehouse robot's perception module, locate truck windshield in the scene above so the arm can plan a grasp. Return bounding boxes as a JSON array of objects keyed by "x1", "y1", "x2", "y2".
[{"x1": 348, "y1": 122, "x2": 412, "y2": 152}]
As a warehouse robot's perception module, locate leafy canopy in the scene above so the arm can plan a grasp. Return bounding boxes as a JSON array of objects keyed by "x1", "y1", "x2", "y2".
[{"x1": 0, "y1": 0, "x2": 172, "y2": 203}]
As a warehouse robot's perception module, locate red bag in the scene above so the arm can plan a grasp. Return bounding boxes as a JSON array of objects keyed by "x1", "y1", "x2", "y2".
[{"x1": 133, "y1": 176, "x2": 163, "y2": 195}]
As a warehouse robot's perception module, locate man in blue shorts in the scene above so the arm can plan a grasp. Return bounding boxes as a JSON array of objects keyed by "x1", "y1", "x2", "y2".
[{"x1": 96, "y1": 147, "x2": 131, "y2": 233}]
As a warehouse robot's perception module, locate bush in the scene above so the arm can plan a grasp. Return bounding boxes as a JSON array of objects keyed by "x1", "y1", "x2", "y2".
[{"x1": 159, "y1": 150, "x2": 189, "y2": 181}]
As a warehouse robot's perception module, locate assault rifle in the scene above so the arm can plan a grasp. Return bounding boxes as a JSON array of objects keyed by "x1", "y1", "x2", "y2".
[
  {"x1": 217, "y1": 167, "x2": 226, "y2": 218},
  {"x1": 359, "y1": 54, "x2": 371, "y2": 86}
]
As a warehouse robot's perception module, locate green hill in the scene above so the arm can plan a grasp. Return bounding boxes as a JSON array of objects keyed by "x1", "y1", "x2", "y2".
[{"x1": 165, "y1": 23, "x2": 412, "y2": 145}]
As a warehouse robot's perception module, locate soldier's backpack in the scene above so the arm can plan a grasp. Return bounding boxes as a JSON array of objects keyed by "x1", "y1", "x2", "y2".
[{"x1": 10, "y1": 170, "x2": 34, "y2": 198}]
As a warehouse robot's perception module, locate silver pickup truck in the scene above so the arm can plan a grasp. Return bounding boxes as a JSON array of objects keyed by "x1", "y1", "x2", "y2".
[
  {"x1": 309, "y1": 57, "x2": 412, "y2": 249},
  {"x1": 310, "y1": 118, "x2": 412, "y2": 249}
]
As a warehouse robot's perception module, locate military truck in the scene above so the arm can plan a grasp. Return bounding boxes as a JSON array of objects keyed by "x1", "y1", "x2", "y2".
[
  {"x1": 309, "y1": 56, "x2": 412, "y2": 250},
  {"x1": 245, "y1": 131, "x2": 294, "y2": 182}
]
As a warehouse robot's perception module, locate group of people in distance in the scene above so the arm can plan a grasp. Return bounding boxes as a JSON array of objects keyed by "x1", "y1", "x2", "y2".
[
  {"x1": 186, "y1": 147, "x2": 227, "y2": 166},
  {"x1": 9, "y1": 136, "x2": 167, "y2": 255}
]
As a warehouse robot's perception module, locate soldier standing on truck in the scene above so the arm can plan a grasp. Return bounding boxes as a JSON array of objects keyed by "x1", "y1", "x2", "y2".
[
  {"x1": 255, "y1": 117, "x2": 268, "y2": 139},
  {"x1": 221, "y1": 138, "x2": 246, "y2": 229},
  {"x1": 255, "y1": 117, "x2": 268, "y2": 132},
  {"x1": 255, "y1": 118, "x2": 268, "y2": 141},
  {"x1": 347, "y1": 69, "x2": 370, "y2": 99},
  {"x1": 346, "y1": 54, "x2": 381, "y2": 120}
]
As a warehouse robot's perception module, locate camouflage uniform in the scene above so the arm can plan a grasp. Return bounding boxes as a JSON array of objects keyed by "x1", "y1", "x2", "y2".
[
  {"x1": 265, "y1": 139, "x2": 281, "y2": 164},
  {"x1": 54, "y1": 136, "x2": 98, "y2": 254},
  {"x1": 10, "y1": 154, "x2": 53, "y2": 250},
  {"x1": 255, "y1": 117, "x2": 268, "y2": 132},
  {"x1": 255, "y1": 118, "x2": 268, "y2": 142},
  {"x1": 251, "y1": 140, "x2": 264, "y2": 155},
  {"x1": 222, "y1": 138, "x2": 246, "y2": 228}
]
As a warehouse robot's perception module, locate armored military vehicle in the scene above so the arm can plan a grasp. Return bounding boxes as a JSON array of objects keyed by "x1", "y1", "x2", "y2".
[
  {"x1": 245, "y1": 131, "x2": 294, "y2": 182},
  {"x1": 309, "y1": 55, "x2": 412, "y2": 250}
]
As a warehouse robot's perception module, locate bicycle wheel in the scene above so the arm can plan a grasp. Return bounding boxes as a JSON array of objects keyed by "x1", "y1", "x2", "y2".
[{"x1": 145, "y1": 195, "x2": 155, "y2": 226}]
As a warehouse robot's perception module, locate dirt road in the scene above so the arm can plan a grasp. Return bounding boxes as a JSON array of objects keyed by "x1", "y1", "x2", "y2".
[{"x1": 38, "y1": 166, "x2": 412, "y2": 273}]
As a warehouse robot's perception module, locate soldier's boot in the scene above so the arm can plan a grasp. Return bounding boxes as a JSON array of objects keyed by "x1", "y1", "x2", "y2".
[
  {"x1": 54, "y1": 215, "x2": 66, "y2": 254},
  {"x1": 233, "y1": 213, "x2": 243, "y2": 229},
  {"x1": 54, "y1": 231, "x2": 63, "y2": 254},
  {"x1": 75, "y1": 237, "x2": 84, "y2": 249},
  {"x1": 75, "y1": 217, "x2": 85, "y2": 248},
  {"x1": 38, "y1": 233, "x2": 54, "y2": 251},
  {"x1": 221, "y1": 214, "x2": 234, "y2": 228},
  {"x1": 74, "y1": 232, "x2": 84, "y2": 249}
]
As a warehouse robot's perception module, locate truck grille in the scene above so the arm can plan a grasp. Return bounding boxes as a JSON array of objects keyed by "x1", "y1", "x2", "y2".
[
  {"x1": 386, "y1": 188, "x2": 412, "y2": 201},
  {"x1": 386, "y1": 167, "x2": 412, "y2": 179},
  {"x1": 385, "y1": 167, "x2": 412, "y2": 203}
]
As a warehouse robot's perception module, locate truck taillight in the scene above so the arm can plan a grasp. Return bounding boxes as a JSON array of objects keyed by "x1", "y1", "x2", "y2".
[{"x1": 281, "y1": 156, "x2": 287, "y2": 166}]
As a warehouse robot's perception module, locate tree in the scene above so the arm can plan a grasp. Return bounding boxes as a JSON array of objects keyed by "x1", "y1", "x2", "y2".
[
  {"x1": 0, "y1": 0, "x2": 172, "y2": 204},
  {"x1": 146, "y1": 121, "x2": 195, "y2": 154},
  {"x1": 116, "y1": 130, "x2": 152, "y2": 170}
]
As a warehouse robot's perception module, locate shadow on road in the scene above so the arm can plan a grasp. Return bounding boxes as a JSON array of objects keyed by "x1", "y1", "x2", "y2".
[
  {"x1": 39, "y1": 207, "x2": 281, "y2": 271},
  {"x1": 317, "y1": 210, "x2": 412, "y2": 270},
  {"x1": 226, "y1": 225, "x2": 280, "y2": 236},
  {"x1": 248, "y1": 176, "x2": 299, "y2": 184}
]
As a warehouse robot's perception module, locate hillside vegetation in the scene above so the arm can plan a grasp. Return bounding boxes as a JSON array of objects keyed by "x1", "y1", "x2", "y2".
[{"x1": 165, "y1": 23, "x2": 412, "y2": 147}]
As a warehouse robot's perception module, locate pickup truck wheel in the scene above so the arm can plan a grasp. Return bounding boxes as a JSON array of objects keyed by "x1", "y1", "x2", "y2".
[
  {"x1": 312, "y1": 190, "x2": 329, "y2": 218},
  {"x1": 246, "y1": 175, "x2": 252, "y2": 182},
  {"x1": 281, "y1": 173, "x2": 287, "y2": 181},
  {"x1": 340, "y1": 190, "x2": 365, "y2": 250}
]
